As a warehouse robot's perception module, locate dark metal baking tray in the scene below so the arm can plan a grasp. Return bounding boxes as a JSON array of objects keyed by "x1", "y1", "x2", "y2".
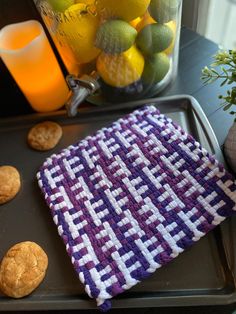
[{"x1": 0, "y1": 95, "x2": 236, "y2": 311}]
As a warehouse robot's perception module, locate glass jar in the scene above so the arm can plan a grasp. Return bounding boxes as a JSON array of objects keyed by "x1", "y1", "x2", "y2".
[{"x1": 34, "y1": 0, "x2": 182, "y2": 106}]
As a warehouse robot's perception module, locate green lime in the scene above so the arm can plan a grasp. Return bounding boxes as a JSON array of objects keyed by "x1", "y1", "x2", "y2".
[
  {"x1": 149, "y1": 0, "x2": 179, "y2": 24},
  {"x1": 47, "y1": 0, "x2": 75, "y2": 12},
  {"x1": 136, "y1": 24, "x2": 174, "y2": 55},
  {"x1": 95, "y1": 20, "x2": 137, "y2": 54},
  {"x1": 142, "y1": 53, "x2": 170, "y2": 85}
]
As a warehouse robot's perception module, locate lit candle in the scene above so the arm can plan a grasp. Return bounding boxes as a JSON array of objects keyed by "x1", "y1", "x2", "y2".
[{"x1": 0, "y1": 20, "x2": 69, "y2": 112}]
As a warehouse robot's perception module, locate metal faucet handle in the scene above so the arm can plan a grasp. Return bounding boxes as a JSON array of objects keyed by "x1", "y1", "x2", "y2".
[{"x1": 66, "y1": 72, "x2": 100, "y2": 117}]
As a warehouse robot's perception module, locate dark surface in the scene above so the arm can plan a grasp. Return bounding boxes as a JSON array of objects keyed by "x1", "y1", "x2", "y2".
[
  {"x1": 1, "y1": 308, "x2": 236, "y2": 314},
  {"x1": 1, "y1": 307, "x2": 236, "y2": 314},
  {"x1": 1, "y1": 4, "x2": 236, "y2": 312}
]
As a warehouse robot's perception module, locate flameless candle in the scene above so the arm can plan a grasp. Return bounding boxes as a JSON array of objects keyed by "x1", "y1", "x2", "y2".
[{"x1": 0, "y1": 20, "x2": 69, "y2": 112}]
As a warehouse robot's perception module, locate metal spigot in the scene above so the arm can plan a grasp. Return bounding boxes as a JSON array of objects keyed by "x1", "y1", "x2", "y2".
[{"x1": 66, "y1": 71, "x2": 100, "y2": 117}]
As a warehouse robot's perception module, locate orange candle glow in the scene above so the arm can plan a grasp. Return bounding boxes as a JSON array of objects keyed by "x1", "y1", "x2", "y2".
[{"x1": 0, "y1": 20, "x2": 69, "y2": 112}]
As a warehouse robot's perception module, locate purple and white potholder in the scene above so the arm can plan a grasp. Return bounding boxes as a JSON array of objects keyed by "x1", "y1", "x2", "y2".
[{"x1": 37, "y1": 105, "x2": 236, "y2": 311}]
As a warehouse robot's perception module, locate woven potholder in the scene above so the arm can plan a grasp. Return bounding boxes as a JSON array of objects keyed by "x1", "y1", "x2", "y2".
[{"x1": 37, "y1": 105, "x2": 236, "y2": 311}]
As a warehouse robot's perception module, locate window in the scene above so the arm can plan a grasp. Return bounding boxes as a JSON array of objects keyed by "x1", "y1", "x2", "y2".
[{"x1": 182, "y1": 0, "x2": 236, "y2": 49}]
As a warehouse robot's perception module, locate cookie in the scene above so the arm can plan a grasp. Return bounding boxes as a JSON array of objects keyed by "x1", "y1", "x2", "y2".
[
  {"x1": 0, "y1": 166, "x2": 21, "y2": 205},
  {"x1": 0, "y1": 241, "x2": 48, "y2": 298},
  {"x1": 27, "y1": 121, "x2": 62, "y2": 151}
]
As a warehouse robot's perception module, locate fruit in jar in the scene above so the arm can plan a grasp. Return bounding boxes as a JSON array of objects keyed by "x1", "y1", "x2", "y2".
[
  {"x1": 100, "y1": 79, "x2": 144, "y2": 103},
  {"x1": 149, "y1": 0, "x2": 180, "y2": 24},
  {"x1": 96, "y1": 45, "x2": 145, "y2": 87},
  {"x1": 46, "y1": 0, "x2": 178, "y2": 96},
  {"x1": 164, "y1": 21, "x2": 176, "y2": 54},
  {"x1": 95, "y1": 20, "x2": 137, "y2": 54},
  {"x1": 130, "y1": 17, "x2": 142, "y2": 28},
  {"x1": 136, "y1": 23, "x2": 174, "y2": 55},
  {"x1": 136, "y1": 12, "x2": 156, "y2": 32},
  {"x1": 75, "y1": 0, "x2": 94, "y2": 4},
  {"x1": 142, "y1": 52, "x2": 170, "y2": 85},
  {"x1": 95, "y1": 0, "x2": 151, "y2": 22},
  {"x1": 58, "y1": 3, "x2": 100, "y2": 64},
  {"x1": 47, "y1": 0, "x2": 75, "y2": 12},
  {"x1": 136, "y1": 14, "x2": 177, "y2": 55}
]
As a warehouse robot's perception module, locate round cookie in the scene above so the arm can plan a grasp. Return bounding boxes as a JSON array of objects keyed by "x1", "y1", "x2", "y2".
[
  {"x1": 0, "y1": 241, "x2": 48, "y2": 298},
  {"x1": 0, "y1": 166, "x2": 21, "y2": 205},
  {"x1": 27, "y1": 121, "x2": 63, "y2": 151}
]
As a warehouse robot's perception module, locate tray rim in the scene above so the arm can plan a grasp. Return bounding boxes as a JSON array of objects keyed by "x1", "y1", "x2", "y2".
[
  {"x1": 0, "y1": 94, "x2": 213, "y2": 123},
  {"x1": 1, "y1": 291, "x2": 236, "y2": 311},
  {"x1": 0, "y1": 95, "x2": 225, "y2": 165},
  {"x1": 0, "y1": 94, "x2": 236, "y2": 310}
]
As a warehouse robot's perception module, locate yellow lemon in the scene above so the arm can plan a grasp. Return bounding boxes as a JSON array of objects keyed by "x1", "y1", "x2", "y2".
[
  {"x1": 136, "y1": 12, "x2": 156, "y2": 32},
  {"x1": 130, "y1": 17, "x2": 142, "y2": 28},
  {"x1": 96, "y1": 0, "x2": 151, "y2": 22},
  {"x1": 58, "y1": 3, "x2": 101, "y2": 64},
  {"x1": 97, "y1": 46, "x2": 145, "y2": 87},
  {"x1": 74, "y1": 0, "x2": 97, "y2": 17},
  {"x1": 164, "y1": 20, "x2": 176, "y2": 55},
  {"x1": 75, "y1": 0, "x2": 94, "y2": 3}
]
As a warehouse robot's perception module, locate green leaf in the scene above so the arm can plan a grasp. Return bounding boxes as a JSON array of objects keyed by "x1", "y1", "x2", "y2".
[
  {"x1": 211, "y1": 62, "x2": 219, "y2": 67},
  {"x1": 230, "y1": 111, "x2": 236, "y2": 115},
  {"x1": 222, "y1": 67, "x2": 228, "y2": 75},
  {"x1": 220, "y1": 78, "x2": 228, "y2": 86},
  {"x1": 223, "y1": 103, "x2": 232, "y2": 111},
  {"x1": 210, "y1": 68, "x2": 220, "y2": 75},
  {"x1": 202, "y1": 78, "x2": 212, "y2": 85}
]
